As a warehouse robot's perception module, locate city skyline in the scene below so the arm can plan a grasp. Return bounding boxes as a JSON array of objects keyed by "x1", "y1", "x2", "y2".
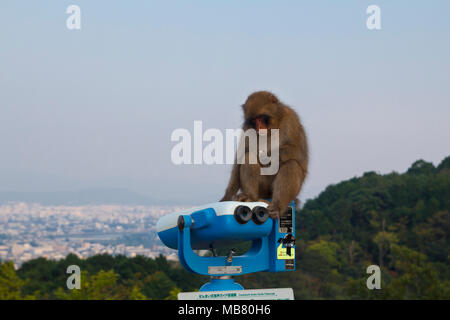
[{"x1": 0, "y1": 202, "x2": 181, "y2": 267}]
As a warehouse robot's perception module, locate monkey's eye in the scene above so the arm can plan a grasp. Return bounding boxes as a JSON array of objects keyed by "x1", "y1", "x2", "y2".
[
  {"x1": 257, "y1": 115, "x2": 270, "y2": 126},
  {"x1": 245, "y1": 119, "x2": 256, "y2": 127}
]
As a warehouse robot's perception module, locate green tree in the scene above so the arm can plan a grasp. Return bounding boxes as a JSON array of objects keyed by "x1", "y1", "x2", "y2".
[
  {"x1": 128, "y1": 286, "x2": 148, "y2": 300},
  {"x1": 165, "y1": 286, "x2": 181, "y2": 300},
  {"x1": 300, "y1": 240, "x2": 344, "y2": 298},
  {"x1": 407, "y1": 160, "x2": 435, "y2": 175},
  {"x1": 56, "y1": 270, "x2": 120, "y2": 300},
  {"x1": 373, "y1": 231, "x2": 398, "y2": 268},
  {"x1": 385, "y1": 245, "x2": 450, "y2": 299},
  {"x1": 142, "y1": 271, "x2": 176, "y2": 300},
  {"x1": 0, "y1": 261, "x2": 24, "y2": 300}
]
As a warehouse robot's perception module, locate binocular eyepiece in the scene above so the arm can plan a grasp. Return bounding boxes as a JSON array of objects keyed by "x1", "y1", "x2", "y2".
[
  {"x1": 157, "y1": 201, "x2": 274, "y2": 250},
  {"x1": 234, "y1": 205, "x2": 269, "y2": 225}
]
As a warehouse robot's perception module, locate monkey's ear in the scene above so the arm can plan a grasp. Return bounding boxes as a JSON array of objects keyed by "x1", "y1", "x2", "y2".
[{"x1": 269, "y1": 94, "x2": 279, "y2": 104}]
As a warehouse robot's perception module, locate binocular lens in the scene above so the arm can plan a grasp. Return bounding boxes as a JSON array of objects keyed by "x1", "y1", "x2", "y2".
[
  {"x1": 252, "y1": 206, "x2": 269, "y2": 225},
  {"x1": 234, "y1": 205, "x2": 252, "y2": 224},
  {"x1": 234, "y1": 205, "x2": 269, "y2": 225}
]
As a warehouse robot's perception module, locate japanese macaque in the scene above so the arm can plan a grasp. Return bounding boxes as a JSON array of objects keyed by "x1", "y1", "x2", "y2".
[{"x1": 220, "y1": 91, "x2": 308, "y2": 219}]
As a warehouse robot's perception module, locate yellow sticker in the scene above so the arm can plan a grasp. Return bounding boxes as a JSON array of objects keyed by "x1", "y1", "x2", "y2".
[{"x1": 277, "y1": 244, "x2": 295, "y2": 260}]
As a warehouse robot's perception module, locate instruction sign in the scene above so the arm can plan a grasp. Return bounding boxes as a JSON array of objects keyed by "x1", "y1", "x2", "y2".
[{"x1": 178, "y1": 288, "x2": 294, "y2": 300}]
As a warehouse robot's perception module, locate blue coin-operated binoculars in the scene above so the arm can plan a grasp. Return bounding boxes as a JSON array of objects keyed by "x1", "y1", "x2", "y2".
[{"x1": 157, "y1": 201, "x2": 296, "y2": 292}]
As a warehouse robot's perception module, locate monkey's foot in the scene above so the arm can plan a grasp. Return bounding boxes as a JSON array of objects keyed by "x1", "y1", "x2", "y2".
[
  {"x1": 267, "y1": 204, "x2": 280, "y2": 219},
  {"x1": 219, "y1": 195, "x2": 231, "y2": 202},
  {"x1": 235, "y1": 193, "x2": 254, "y2": 202}
]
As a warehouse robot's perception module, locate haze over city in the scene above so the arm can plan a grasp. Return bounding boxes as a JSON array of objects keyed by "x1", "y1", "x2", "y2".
[{"x1": 1, "y1": 1, "x2": 449, "y2": 205}]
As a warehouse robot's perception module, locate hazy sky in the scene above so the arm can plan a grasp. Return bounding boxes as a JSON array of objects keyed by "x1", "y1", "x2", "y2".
[{"x1": 1, "y1": 1, "x2": 449, "y2": 204}]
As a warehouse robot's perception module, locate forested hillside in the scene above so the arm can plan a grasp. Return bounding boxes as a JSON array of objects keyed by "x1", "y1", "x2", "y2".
[{"x1": 1, "y1": 157, "x2": 449, "y2": 300}]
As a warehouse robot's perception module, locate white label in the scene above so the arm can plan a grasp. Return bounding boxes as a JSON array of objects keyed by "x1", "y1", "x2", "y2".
[
  {"x1": 208, "y1": 266, "x2": 242, "y2": 275},
  {"x1": 178, "y1": 288, "x2": 294, "y2": 300}
]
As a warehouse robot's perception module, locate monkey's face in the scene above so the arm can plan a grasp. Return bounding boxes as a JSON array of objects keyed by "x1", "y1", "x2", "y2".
[{"x1": 242, "y1": 91, "x2": 281, "y2": 133}]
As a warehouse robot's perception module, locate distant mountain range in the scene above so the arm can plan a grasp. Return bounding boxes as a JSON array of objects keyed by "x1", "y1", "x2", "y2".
[{"x1": 0, "y1": 188, "x2": 163, "y2": 206}]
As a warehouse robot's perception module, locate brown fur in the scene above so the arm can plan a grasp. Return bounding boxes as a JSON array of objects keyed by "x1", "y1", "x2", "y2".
[{"x1": 220, "y1": 91, "x2": 309, "y2": 218}]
